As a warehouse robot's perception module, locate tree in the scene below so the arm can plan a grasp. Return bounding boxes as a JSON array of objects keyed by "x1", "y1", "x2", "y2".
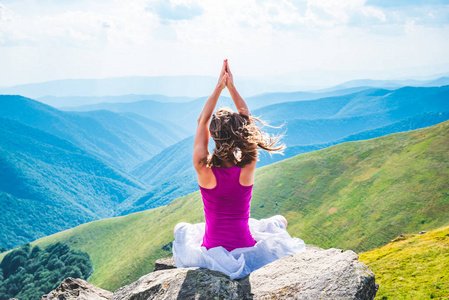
[{"x1": 0, "y1": 242, "x2": 93, "y2": 300}]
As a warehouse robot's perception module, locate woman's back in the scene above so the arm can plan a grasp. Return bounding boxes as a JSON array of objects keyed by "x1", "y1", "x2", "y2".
[{"x1": 199, "y1": 165, "x2": 256, "y2": 252}]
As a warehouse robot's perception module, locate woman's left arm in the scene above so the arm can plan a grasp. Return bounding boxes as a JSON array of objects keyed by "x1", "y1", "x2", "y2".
[{"x1": 193, "y1": 61, "x2": 228, "y2": 171}]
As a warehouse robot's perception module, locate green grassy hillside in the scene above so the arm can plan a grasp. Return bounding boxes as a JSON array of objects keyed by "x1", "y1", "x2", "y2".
[
  {"x1": 360, "y1": 226, "x2": 449, "y2": 300},
  {"x1": 2, "y1": 120, "x2": 448, "y2": 292}
]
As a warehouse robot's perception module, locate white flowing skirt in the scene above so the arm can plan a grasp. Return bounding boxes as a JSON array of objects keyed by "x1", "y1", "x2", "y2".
[{"x1": 172, "y1": 215, "x2": 306, "y2": 280}]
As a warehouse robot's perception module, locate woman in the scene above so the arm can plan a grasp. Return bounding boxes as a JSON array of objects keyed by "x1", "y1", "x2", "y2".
[{"x1": 173, "y1": 59, "x2": 305, "y2": 279}]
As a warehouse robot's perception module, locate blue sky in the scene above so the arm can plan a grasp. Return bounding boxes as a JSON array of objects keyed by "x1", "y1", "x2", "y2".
[{"x1": 0, "y1": 0, "x2": 448, "y2": 88}]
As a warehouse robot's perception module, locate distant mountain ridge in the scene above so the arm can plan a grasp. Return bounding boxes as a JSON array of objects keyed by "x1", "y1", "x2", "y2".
[
  {"x1": 315, "y1": 76, "x2": 449, "y2": 92},
  {"x1": 39, "y1": 94, "x2": 194, "y2": 108},
  {"x1": 0, "y1": 95, "x2": 187, "y2": 170},
  {"x1": 0, "y1": 76, "x2": 300, "y2": 99},
  {"x1": 2, "y1": 73, "x2": 448, "y2": 99}
]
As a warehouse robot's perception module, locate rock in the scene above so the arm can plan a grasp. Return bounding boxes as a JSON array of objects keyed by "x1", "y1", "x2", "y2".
[
  {"x1": 112, "y1": 267, "x2": 245, "y2": 300},
  {"x1": 153, "y1": 256, "x2": 176, "y2": 271},
  {"x1": 390, "y1": 234, "x2": 406, "y2": 242},
  {"x1": 41, "y1": 277, "x2": 112, "y2": 300},
  {"x1": 41, "y1": 245, "x2": 378, "y2": 300},
  {"x1": 239, "y1": 247, "x2": 378, "y2": 299}
]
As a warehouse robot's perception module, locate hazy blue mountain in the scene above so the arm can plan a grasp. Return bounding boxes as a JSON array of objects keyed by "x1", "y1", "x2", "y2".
[
  {"x1": 242, "y1": 86, "x2": 373, "y2": 109},
  {"x1": 0, "y1": 76, "x2": 216, "y2": 98},
  {"x1": 60, "y1": 86, "x2": 373, "y2": 110},
  {"x1": 423, "y1": 77, "x2": 449, "y2": 87},
  {"x1": 38, "y1": 94, "x2": 194, "y2": 108},
  {"x1": 61, "y1": 87, "x2": 379, "y2": 134},
  {"x1": 323, "y1": 79, "x2": 407, "y2": 91},
  {"x1": 63, "y1": 97, "x2": 226, "y2": 134},
  {"x1": 256, "y1": 86, "x2": 449, "y2": 146},
  {"x1": 0, "y1": 117, "x2": 144, "y2": 249},
  {"x1": 0, "y1": 95, "x2": 186, "y2": 170},
  {"x1": 120, "y1": 112, "x2": 190, "y2": 142},
  {"x1": 318, "y1": 76, "x2": 449, "y2": 92},
  {"x1": 254, "y1": 86, "x2": 449, "y2": 122},
  {"x1": 0, "y1": 76, "x2": 301, "y2": 99}
]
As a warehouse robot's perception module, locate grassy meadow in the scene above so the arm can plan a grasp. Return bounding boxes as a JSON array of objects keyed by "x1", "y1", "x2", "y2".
[{"x1": 360, "y1": 225, "x2": 449, "y2": 300}]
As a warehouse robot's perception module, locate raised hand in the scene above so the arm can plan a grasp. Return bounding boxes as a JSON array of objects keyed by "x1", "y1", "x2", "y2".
[
  {"x1": 225, "y1": 59, "x2": 234, "y2": 88},
  {"x1": 216, "y1": 60, "x2": 228, "y2": 90},
  {"x1": 224, "y1": 59, "x2": 250, "y2": 116}
]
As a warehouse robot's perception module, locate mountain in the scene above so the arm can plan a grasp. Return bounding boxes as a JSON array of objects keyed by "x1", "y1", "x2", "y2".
[
  {"x1": 38, "y1": 94, "x2": 194, "y2": 108},
  {"x1": 243, "y1": 86, "x2": 373, "y2": 109},
  {"x1": 255, "y1": 86, "x2": 449, "y2": 145},
  {"x1": 0, "y1": 76, "x2": 301, "y2": 99},
  {"x1": 0, "y1": 76, "x2": 217, "y2": 98},
  {"x1": 64, "y1": 86, "x2": 449, "y2": 139},
  {"x1": 254, "y1": 86, "x2": 449, "y2": 122},
  {"x1": 423, "y1": 76, "x2": 449, "y2": 87},
  {"x1": 319, "y1": 76, "x2": 449, "y2": 92},
  {"x1": 3, "y1": 120, "x2": 447, "y2": 291},
  {"x1": 62, "y1": 97, "x2": 211, "y2": 134},
  {"x1": 359, "y1": 225, "x2": 449, "y2": 299},
  {"x1": 61, "y1": 86, "x2": 373, "y2": 110},
  {"x1": 0, "y1": 117, "x2": 144, "y2": 249},
  {"x1": 60, "y1": 87, "x2": 376, "y2": 133},
  {"x1": 0, "y1": 95, "x2": 187, "y2": 170}
]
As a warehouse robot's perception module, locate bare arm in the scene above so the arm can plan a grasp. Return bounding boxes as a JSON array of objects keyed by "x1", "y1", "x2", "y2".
[
  {"x1": 193, "y1": 61, "x2": 228, "y2": 171},
  {"x1": 226, "y1": 60, "x2": 251, "y2": 117}
]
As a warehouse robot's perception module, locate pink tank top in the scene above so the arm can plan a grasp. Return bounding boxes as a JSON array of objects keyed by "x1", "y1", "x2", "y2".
[{"x1": 199, "y1": 165, "x2": 256, "y2": 252}]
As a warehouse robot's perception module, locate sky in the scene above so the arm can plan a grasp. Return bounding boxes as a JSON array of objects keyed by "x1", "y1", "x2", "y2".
[{"x1": 0, "y1": 0, "x2": 448, "y2": 87}]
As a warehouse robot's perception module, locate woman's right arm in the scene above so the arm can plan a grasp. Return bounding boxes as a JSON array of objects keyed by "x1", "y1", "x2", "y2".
[
  {"x1": 225, "y1": 60, "x2": 251, "y2": 117},
  {"x1": 193, "y1": 61, "x2": 228, "y2": 171}
]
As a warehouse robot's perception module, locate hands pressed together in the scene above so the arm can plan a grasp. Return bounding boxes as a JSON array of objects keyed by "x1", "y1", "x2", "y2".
[{"x1": 216, "y1": 59, "x2": 234, "y2": 91}]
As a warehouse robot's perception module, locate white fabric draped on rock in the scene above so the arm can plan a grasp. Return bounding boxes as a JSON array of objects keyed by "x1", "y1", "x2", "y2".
[{"x1": 173, "y1": 216, "x2": 306, "y2": 280}]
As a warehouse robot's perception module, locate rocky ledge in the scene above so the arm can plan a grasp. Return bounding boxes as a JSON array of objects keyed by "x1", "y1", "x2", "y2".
[{"x1": 41, "y1": 245, "x2": 378, "y2": 299}]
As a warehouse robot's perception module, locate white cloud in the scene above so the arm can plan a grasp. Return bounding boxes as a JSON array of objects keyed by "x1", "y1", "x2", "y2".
[{"x1": 0, "y1": 0, "x2": 448, "y2": 87}]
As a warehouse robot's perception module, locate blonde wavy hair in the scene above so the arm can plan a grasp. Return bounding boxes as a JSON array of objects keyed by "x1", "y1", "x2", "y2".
[{"x1": 206, "y1": 108, "x2": 285, "y2": 168}]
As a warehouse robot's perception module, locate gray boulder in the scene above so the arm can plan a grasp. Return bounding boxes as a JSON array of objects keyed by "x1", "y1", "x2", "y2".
[
  {"x1": 112, "y1": 267, "x2": 245, "y2": 299},
  {"x1": 40, "y1": 277, "x2": 112, "y2": 300},
  {"x1": 239, "y1": 247, "x2": 378, "y2": 299}
]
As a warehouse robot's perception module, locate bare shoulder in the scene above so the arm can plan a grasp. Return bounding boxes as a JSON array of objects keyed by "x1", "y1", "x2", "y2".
[
  {"x1": 240, "y1": 160, "x2": 257, "y2": 186},
  {"x1": 196, "y1": 164, "x2": 216, "y2": 189}
]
